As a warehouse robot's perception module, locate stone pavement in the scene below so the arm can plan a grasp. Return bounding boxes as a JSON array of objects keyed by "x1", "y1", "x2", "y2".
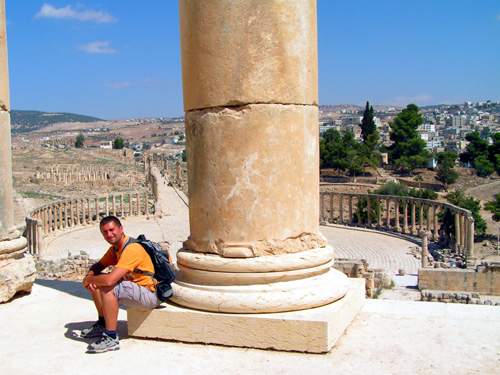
[
  {"x1": 1, "y1": 281, "x2": 498, "y2": 374},
  {"x1": 321, "y1": 224, "x2": 420, "y2": 275}
]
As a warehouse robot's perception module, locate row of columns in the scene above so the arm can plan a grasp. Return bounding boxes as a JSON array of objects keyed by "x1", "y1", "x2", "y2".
[
  {"x1": 147, "y1": 154, "x2": 183, "y2": 186},
  {"x1": 35, "y1": 168, "x2": 112, "y2": 183},
  {"x1": 320, "y1": 192, "x2": 475, "y2": 258},
  {"x1": 26, "y1": 191, "x2": 152, "y2": 255}
]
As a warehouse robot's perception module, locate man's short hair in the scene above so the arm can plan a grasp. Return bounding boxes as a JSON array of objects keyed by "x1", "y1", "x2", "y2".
[{"x1": 99, "y1": 215, "x2": 122, "y2": 228}]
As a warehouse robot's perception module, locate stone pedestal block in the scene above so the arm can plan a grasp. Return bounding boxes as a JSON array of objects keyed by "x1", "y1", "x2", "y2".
[
  {"x1": 128, "y1": 278, "x2": 365, "y2": 353},
  {"x1": 185, "y1": 104, "x2": 321, "y2": 256},
  {"x1": 180, "y1": 0, "x2": 317, "y2": 110}
]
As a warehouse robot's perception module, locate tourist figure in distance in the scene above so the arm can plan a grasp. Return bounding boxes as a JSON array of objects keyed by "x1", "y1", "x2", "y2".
[{"x1": 81, "y1": 215, "x2": 160, "y2": 353}]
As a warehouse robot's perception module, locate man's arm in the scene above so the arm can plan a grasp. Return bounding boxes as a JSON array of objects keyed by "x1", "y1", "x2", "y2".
[
  {"x1": 85, "y1": 267, "x2": 129, "y2": 289},
  {"x1": 83, "y1": 248, "x2": 116, "y2": 289}
]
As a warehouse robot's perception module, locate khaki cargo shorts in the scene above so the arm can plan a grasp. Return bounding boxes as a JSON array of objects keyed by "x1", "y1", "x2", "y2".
[{"x1": 113, "y1": 281, "x2": 160, "y2": 309}]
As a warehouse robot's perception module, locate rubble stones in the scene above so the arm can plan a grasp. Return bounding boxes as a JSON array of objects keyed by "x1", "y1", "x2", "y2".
[
  {"x1": 36, "y1": 251, "x2": 97, "y2": 280},
  {"x1": 333, "y1": 260, "x2": 392, "y2": 298},
  {"x1": 421, "y1": 289, "x2": 500, "y2": 306}
]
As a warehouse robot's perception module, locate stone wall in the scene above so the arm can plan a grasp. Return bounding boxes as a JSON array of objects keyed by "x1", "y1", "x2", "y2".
[{"x1": 418, "y1": 263, "x2": 500, "y2": 296}]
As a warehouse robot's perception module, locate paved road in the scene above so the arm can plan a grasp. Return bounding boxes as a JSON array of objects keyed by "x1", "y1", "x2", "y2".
[{"x1": 321, "y1": 225, "x2": 420, "y2": 275}]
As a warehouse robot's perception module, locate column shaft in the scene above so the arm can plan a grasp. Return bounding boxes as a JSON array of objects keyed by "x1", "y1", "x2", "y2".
[
  {"x1": 0, "y1": 0, "x2": 14, "y2": 237},
  {"x1": 174, "y1": 0, "x2": 344, "y2": 314}
]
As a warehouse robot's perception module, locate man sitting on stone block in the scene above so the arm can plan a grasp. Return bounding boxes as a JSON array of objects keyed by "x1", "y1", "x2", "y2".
[{"x1": 81, "y1": 215, "x2": 160, "y2": 353}]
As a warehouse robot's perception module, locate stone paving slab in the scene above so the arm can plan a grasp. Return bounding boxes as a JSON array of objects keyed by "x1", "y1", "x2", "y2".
[
  {"x1": 321, "y1": 225, "x2": 420, "y2": 276},
  {"x1": 1, "y1": 281, "x2": 498, "y2": 374}
]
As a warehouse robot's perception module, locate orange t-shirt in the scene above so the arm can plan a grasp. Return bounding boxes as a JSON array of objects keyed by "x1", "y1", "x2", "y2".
[{"x1": 98, "y1": 236, "x2": 156, "y2": 291}]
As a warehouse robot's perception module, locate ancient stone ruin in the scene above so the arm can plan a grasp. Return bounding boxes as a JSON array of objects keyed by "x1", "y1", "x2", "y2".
[
  {"x1": 128, "y1": 0, "x2": 364, "y2": 353},
  {"x1": 0, "y1": 0, "x2": 35, "y2": 303}
]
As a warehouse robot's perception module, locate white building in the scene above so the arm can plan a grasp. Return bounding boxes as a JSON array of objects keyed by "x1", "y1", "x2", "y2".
[{"x1": 100, "y1": 141, "x2": 112, "y2": 149}]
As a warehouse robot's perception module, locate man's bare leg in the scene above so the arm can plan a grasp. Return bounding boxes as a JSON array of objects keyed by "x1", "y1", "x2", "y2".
[
  {"x1": 89, "y1": 288, "x2": 104, "y2": 317},
  {"x1": 99, "y1": 286, "x2": 119, "y2": 331}
]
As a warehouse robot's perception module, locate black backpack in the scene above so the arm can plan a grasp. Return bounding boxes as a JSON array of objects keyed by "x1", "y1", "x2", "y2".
[{"x1": 124, "y1": 234, "x2": 176, "y2": 302}]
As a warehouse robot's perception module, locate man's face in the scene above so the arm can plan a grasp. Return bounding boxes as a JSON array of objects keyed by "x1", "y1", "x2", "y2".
[{"x1": 100, "y1": 221, "x2": 124, "y2": 245}]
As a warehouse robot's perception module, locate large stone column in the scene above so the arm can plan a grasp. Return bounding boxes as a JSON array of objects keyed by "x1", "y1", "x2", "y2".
[
  {"x1": 172, "y1": 0, "x2": 348, "y2": 314},
  {"x1": 0, "y1": 0, "x2": 36, "y2": 303},
  {"x1": 129, "y1": 0, "x2": 363, "y2": 353}
]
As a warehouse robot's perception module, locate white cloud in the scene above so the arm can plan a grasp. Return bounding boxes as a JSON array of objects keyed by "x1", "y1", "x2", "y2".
[
  {"x1": 35, "y1": 3, "x2": 115, "y2": 23},
  {"x1": 79, "y1": 41, "x2": 116, "y2": 54},
  {"x1": 106, "y1": 81, "x2": 131, "y2": 89}
]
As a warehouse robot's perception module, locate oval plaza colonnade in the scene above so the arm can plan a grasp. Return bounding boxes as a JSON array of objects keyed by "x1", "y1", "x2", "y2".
[
  {"x1": 25, "y1": 190, "x2": 154, "y2": 256},
  {"x1": 319, "y1": 192, "x2": 475, "y2": 259}
]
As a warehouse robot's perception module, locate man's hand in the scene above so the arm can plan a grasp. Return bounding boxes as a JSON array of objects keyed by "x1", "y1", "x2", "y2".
[
  {"x1": 83, "y1": 267, "x2": 129, "y2": 289},
  {"x1": 83, "y1": 271, "x2": 94, "y2": 289}
]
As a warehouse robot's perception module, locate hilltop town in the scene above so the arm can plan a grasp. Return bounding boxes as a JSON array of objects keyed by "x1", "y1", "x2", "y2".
[{"x1": 320, "y1": 100, "x2": 500, "y2": 153}]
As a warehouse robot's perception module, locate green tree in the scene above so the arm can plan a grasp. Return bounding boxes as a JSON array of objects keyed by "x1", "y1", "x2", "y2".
[
  {"x1": 320, "y1": 129, "x2": 357, "y2": 170},
  {"x1": 474, "y1": 155, "x2": 494, "y2": 177},
  {"x1": 113, "y1": 137, "x2": 124, "y2": 149},
  {"x1": 360, "y1": 101, "x2": 376, "y2": 143},
  {"x1": 436, "y1": 151, "x2": 458, "y2": 188},
  {"x1": 320, "y1": 128, "x2": 380, "y2": 176},
  {"x1": 359, "y1": 101, "x2": 381, "y2": 168},
  {"x1": 484, "y1": 194, "x2": 500, "y2": 222},
  {"x1": 444, "y1": 191, "x2": 486, "y2": 239},
  {"x1": 487, "y1": 132, "x2": 500, "y2": 174},
  {"x1": 75, "y1": 134, "x2": 85, "y2": 148},
  {"x1": 388, "y1": 104, "x2": 429, "y2": 174},
  {"x1": 373, "y1": 181, "x2": 437, "y2": 200},
  {"x1": 459, "y1": 131, "x2": 489, "y2": 166},
  {"x1": 480, "y1": 126, "x2": 491, "y2": 140}
]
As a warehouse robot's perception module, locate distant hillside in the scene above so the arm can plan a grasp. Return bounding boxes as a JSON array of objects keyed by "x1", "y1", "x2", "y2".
[{"x1": 11, "y1": 110, "x2": 103, "y2": 133}]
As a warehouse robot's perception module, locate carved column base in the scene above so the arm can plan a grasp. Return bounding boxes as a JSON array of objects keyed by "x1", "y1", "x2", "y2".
[{"x1": 171, "y1": 246, "x2": 348, "y2": 313}]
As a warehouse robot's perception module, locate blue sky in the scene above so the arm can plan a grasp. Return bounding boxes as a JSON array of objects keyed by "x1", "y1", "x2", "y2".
[{"x1": 5, "y1": 1, "x2": 500, "y2": 119}]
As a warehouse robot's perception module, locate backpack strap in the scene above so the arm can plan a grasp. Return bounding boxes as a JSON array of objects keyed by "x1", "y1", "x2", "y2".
[
  {"x1": 121, "y1": 236, "x2": 156, "y2": 278},
  {"x1": 132, "y1": 268, "x2": 155, "y2": 277},
  {"x1": 117, "y1": 237, "x2": 134, "y2": 253}
]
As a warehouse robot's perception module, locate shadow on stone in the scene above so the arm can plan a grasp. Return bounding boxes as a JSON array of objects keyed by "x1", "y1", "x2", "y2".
[
  {"x1": 35, "y1": 279, "x2": 91, "y2": 301},
  {"x1": 64, "y1": 320, "x2": 128, "y2": 343}
]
